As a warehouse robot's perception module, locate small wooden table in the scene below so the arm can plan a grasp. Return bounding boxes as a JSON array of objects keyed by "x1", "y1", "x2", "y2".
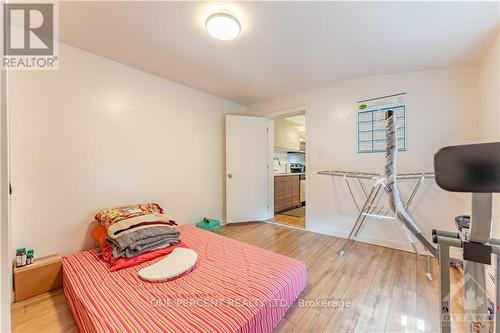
[{"x1": 13, "y1": 254, "x2": 62, "y2": 302}]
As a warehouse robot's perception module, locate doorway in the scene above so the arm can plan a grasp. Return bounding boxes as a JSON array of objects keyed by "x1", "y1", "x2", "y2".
[
  {"x1": 268, "y1": 113, "x2": 306, "y2": 229},
  {"x1": 224, "y1": 112, "x2": 307, "y2": 228}
]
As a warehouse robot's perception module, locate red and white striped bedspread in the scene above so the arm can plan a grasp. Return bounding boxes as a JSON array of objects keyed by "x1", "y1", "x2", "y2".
[{"x1": 63, "y1": 225, "x2": 307, "y2": 333}]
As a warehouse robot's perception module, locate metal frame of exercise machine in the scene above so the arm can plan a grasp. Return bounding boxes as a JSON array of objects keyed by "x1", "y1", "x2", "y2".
[{"x1": 432, "y1": 142, "x2": 500, "y2": 333}]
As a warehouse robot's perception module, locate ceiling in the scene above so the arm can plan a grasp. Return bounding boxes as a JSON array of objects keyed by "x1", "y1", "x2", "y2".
[
  {"x1": 286, "y1": 115, "x2": 305, "y2": 127},
  {"x1": 59, "y1": 1, "x2": 499, "y2": 106}
]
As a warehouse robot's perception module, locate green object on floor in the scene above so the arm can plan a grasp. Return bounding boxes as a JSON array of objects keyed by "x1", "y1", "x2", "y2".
[{"x1": 196, "y1": 218, "x2": 221, "y2": 231}]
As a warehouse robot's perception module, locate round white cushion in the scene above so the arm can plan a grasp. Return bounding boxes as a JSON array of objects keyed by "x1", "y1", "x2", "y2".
[{"x1": 138, "y1": 248, "x2": 197, "y2": 282}]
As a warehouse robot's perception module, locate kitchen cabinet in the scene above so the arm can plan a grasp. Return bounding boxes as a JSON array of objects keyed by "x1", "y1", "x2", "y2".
[
  {"x1": 275, "y1": 118, "x2": 300, "y2": 151},
  {"x1": 274, "y1": 175, "x2": 300, "y2": 213},
  {"x1": 298, "y1": 128, "x2": 306, "y2": 140},
  {"x1": 300, "y1": 175, "x2": 306, "y2": 203}
]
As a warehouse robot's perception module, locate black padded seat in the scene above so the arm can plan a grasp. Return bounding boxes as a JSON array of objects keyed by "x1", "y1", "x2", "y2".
[{"x1": 434, "y1": 142, "x2": 500, "y2": 193}]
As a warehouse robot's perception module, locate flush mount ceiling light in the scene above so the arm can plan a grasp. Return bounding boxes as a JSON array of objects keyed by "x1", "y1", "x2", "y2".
[{"x1": 205, "y1": 12, "x2": 241, "y2": 41}]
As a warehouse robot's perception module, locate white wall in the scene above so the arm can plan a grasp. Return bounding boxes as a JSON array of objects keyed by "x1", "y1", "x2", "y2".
[
  {"x1": 249, "y1": 67, "x2": 477, "y2": 252},
  {"x1": 1, "y1": 68, "x2": 11, "y2": 331},
  {"x1": 477, "y1": 33, "x2": 499, "y2": 142},
  {"x1": 8, "y1": 43, "x2": 244, "y2": 257},
  {"x1": 477, "y1": 32, "x2": 500, "y2": 237}
]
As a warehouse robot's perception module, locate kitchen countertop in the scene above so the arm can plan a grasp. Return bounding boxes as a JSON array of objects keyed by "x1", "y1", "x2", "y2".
[{"x1": 274, "y1": 173, "x2": 306, "y2": 176}]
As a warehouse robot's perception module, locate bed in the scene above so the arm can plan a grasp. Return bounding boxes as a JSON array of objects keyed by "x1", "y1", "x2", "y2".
[{"x1": 63, "y1": 225, "x2": 307, "y2": 333}]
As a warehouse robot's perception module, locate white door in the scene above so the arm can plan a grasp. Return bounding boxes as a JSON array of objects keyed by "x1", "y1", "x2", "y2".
[{"x1": 226, "y1": 115, "x2": 270, "y2": 223}]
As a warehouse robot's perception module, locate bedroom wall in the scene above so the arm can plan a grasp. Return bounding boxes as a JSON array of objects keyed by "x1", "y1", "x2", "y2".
[
  {"x1": 248, "y1": 67, "x2": 477, "y2": 252},
  {"x1": 477, "y1": 32, "x2": 499, "y2": 142},
  {"x1": 8, "y1": 42, "x2": 244, "y2": 257},
  {"x1": 1, "y1": 68, "x2": 11, "y2": 330},
  {"x1": 477, "y1": 32, "x2": 500, "y2": 237}
]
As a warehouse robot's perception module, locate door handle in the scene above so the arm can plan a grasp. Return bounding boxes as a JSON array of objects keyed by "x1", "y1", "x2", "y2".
[{"x1": 227, "y1": 173, "x2": 232, "y2": 179}]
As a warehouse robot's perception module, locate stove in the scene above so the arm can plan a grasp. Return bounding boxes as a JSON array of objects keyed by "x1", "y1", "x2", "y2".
[{"x1": 290, "y1": 163, "x2": 305, "y2": 173}]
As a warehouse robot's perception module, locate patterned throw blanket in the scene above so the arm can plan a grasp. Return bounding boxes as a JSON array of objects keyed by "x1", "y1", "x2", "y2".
[{"x1": 95, "y1": 203, "x2": 164, "y2": 229}]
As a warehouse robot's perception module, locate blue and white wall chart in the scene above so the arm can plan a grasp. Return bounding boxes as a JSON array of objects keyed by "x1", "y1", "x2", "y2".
[{"x1": 357, "y1": 93, "x2": 407, "y2": 153}]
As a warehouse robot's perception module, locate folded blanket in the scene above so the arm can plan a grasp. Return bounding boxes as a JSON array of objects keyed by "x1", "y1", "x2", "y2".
[
  {"x1": 92, "y1": 224, "x2": 185, "y2": 271},
  {"x1": 107, "y1": 213, "x2": 176, "y2": 238},
  {"x1": 100, "y1": 241, "x2": 186, "y2": 272},
  {"x1": 106, "y1": 226, "x2": 180, "y2": 258},
  {"x1": 112, "y1": 221, "x2": 177, "y2": 238},
  {"x1": 107, "y1": 226, "x2": 179, "y2": 249},
  {"x1": 115, "y1": 238, "x2": 177, "y2": 258}
]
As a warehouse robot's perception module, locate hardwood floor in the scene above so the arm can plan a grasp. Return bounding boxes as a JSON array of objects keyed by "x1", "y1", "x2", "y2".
[
  {"x1": 270, "y1": 214, "x2": 306, "y2": 228},
  {"x1": 215, "y1": 222, "x2": 441, "y2": 333},
  {"x1": 12, "y1": 222, "x2": 451, "y2": 333},
  {"x1": 11, "y1": 288, "x2": 77, "y2": 333}
]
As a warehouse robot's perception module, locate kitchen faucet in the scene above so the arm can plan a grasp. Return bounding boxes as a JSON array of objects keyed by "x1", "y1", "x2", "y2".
[{"x1": 273, "y1": 157, "x2": 281, "y2": 166}]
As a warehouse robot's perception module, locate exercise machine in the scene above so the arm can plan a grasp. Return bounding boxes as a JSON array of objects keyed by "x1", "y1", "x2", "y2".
[
  {"x1": 385, "y1": 109, "x2": 500, "y2": 332},
  {"x1": 433, "y1": 142, "x2": 500, "y2": 333}
]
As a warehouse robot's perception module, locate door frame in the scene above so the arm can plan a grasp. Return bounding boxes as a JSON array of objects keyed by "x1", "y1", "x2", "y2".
[{"x1": 265, "y1": 106, "x2": 308, "y2": 230}]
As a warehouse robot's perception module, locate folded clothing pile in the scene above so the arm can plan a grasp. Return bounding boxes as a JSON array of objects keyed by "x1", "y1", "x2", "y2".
[
  {"x1": 106, "y1": 226, "x2": 180, "y2": 258},
  {"x1": 92, "y1": 203, "x2": 184, "y2": 271}
]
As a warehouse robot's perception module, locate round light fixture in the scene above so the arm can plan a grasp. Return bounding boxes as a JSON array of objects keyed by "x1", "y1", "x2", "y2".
[{"x1": 205, "y1": 12, "x2": 241, "y2": 41}]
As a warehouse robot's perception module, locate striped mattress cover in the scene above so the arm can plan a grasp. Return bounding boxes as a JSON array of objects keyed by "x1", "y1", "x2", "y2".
[{"x1": 63, "y1": 225, "x2": 307, "y2": 333}]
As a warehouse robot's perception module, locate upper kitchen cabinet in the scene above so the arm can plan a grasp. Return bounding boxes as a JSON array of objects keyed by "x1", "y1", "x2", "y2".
[{"x1": 275, "y1": 118, "x2": 301, "y2": 151}]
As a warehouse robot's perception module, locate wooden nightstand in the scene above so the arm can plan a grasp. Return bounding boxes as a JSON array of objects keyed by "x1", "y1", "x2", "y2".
[{"x1": 13, "y1": 254, "x2": 62, "y2": 302}]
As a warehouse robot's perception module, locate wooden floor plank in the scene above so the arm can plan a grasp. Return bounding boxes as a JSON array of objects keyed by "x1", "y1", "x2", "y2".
[
  {"x1": 273, "y1": 318, "x2": 296, "y2": 333},
  {"x1": 270, "y1": 214, "x2": 306, "y2": 229}
]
